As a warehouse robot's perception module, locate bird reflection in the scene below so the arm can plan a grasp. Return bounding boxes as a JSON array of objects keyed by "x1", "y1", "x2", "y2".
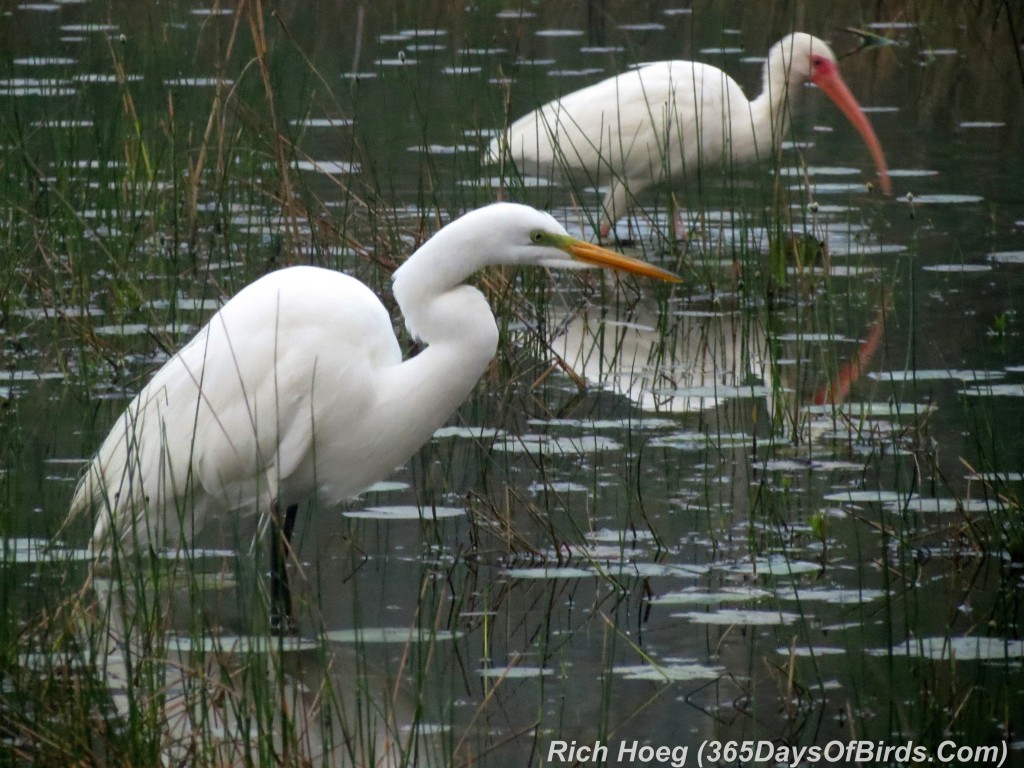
[
  {"x1": 549, "y1": 303, "x2": 770, "y2": 414},
  {"x1": 546, "y1": 288, "x2": 886, "y2": 424},
  {"x1": 90, "y1": 551, "x2": 415, "y2": 767}
]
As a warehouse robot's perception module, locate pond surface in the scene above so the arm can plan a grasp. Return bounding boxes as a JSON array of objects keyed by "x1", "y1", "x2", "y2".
[{"x1": 2, "y1": 1, "x2": 1023, "y2": 766}]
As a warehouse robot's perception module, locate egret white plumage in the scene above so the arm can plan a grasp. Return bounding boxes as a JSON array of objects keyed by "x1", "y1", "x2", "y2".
[
  {"x1": 488, "y1": 33, "x2": 892, "y2": 238},
  {"x1": 69, "y1": 202, "x2": 679, "y2": 625}
]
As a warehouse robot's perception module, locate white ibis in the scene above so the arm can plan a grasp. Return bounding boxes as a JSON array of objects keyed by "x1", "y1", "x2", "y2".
[
  {"x1": 488, "y1": 33, "x2": 892, "y2": 237},
  {"x1": 69, "y1": 203, "x2": 679, "y2": 627}
]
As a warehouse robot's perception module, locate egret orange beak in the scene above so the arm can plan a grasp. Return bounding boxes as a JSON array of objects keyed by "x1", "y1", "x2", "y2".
[
  {"x1": 812, "y1": 61, "x2": 892, "y2": 195},
  {"x1": 565, "y1": 239, "x2": 682, "y2": 283}
]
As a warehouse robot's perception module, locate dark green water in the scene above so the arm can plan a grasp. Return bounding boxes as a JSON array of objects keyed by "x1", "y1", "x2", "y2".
[{"x1": 2, "y1": 1, "x2": 1023, "y2": 765}]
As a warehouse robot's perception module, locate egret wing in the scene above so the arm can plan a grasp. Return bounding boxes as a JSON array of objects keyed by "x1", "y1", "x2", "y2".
[
  {"x1": 71, "y1": 267, "x2": 402, "y2": 551},
  {"x1": 187, "y1": 268, "x2": 401, "y2": 515}
]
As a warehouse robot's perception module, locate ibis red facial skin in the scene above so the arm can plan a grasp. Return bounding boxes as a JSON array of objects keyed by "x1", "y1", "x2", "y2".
[{"x1": 490, "y1": 33, "x2": 892, "y2": 237}]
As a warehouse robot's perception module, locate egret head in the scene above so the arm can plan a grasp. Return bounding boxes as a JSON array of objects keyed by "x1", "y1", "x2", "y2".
[
  {"x1": 445, "y1": 202, "x2": 682, "y2": 282},
  {"x1": 392, "y1": 202, "x2": 679, "y2": 353}
]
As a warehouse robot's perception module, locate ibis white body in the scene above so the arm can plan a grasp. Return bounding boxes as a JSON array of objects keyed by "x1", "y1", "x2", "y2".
[{"x1": 489, "y1": 33, "x2": 891, "y2": 236}]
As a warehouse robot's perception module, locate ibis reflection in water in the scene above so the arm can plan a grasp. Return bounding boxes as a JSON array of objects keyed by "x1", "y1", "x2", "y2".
[{"x1": 547, "y1": 288, "x2": 887, "y2": 430}]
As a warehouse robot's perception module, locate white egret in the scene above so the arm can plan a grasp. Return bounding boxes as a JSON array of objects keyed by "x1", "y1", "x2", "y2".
[
  {"x1": 69, "y1": 202, "x2": 680, "y2": 626},
  {"x1": 488, "y1": 33, "x2": 892, "y2": 237}
]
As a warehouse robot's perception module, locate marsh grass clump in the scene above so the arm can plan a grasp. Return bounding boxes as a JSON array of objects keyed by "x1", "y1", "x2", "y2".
[{"x1": 0, "y1": 6, "x2": 389, "y2": 765}]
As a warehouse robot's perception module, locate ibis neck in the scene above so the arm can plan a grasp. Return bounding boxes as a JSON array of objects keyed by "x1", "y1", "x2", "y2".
[{"x1": 748, "y1": 55, "x2": 800, "y2": 155}]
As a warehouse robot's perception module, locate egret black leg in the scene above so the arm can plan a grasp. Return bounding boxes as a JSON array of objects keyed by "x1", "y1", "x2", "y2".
[{"x1": 270, "y1": 502, "x2": 298, "y2": 634}]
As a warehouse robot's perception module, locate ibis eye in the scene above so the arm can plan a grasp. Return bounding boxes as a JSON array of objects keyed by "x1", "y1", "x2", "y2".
[{"x1": 811, "y1": 55, "x2": 826, "y2": 68}]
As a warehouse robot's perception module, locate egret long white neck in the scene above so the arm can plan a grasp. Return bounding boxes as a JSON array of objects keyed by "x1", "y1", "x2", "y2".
[
  {"x1": 376, "y1": 235, "x2": 500, "y2": 454},
  {"x1": 392, "y1": 231, "x2": 489, "y2": 345}
]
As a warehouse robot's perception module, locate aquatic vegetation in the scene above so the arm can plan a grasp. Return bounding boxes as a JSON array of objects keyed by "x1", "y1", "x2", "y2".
[{"x1": 1, "y1": 0, "x2": 1022, "y2": 765}]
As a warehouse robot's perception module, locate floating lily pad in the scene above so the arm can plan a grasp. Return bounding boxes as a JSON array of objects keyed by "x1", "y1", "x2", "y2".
[
  {"x1": 407, "y1": 143, "x2": 475, "y2": 153},
  {"x1": 831, "y1": 242, "x2": 908, "y2": 256},
  {"x1": 779, "y1": 165, "x2": 861, "y2": 176},
  {"x1": 0, "y1": 77, "x2": 76, "y2": 96},
  {"x1": 77, "y1": 73, "x2": 144, "y2": 83},
  {"x1": 587, "y1": 528, "x2": 656, "y2": 544},
  {"x1": 491, "y1": 434, "x2": 621, "y2": 455},
  {"x1": 164, "y1": 77, "x2": 235, "y2": 87},
  {"x1": 904, "y1": 194, "x2": 983, "y2": 204},
  {"x1": 722, "y1": 556, "x2": 821, "y2": 576},
  {"x1": 961, "y1": 383, "x2": 1024, "y2": 397},
  {"x1": 534, "y1": 29, "x2": 584, "y2": 37},
  {"x1": 503, "y1": 566, "x2": 594, "y2": 580},
  {"x1": 432, "y1": 425, "x2": 504, "y2": 439},
  {"x1": 604, "y1": 562, "x2": 708, "y2": 578},
  {"x1": 804, "y1": 182, "x2": 874, "y2": 194},
  {"x1": 759, "y1": 458, "x2": 863, "y2": 472},
  {"x1": 363, "y1": 480, "x2": 410, "y2": 493},
  {"x1": 146, "y1": 296, "x2": 223, "y2": 311},
  {"x1": 93, "y1": 323, "x2": 192, "y2": 336},
  {"x1": 883, "y1": 496, "x2": 992, "y2": 514},
  {"x1": 614, "y1": 662, "x2": 724, "y2": 681},
  {"x1": 324, "y1": 627, "x2": 462, "y2": 644},
  {"x1": 1, "y1": 538, "x2": 92, "y2": 565},
  {"x1": 167, "y1": 635, "x2": 319, "y2": 654},
  {"x1": 877, "y1": 636, "x2": 1024, "y2": 661},
  {"x1": 780, "y1": 588, "x2": 886, "y2": 604},
  {"x1": 654, "y1": 384, "x2": 773, "y2": 399},
  {"x1": 965, "y1": 471, "x2": 1024, "y2": 482},
  {"x1": 158, "y1": 547, "x2": 236, "y2": 560},
  {"x1": 479, "y1": 666, "x2": 554, "y2": 678},
  {"x1": 654, "y1": 587, "x2": 771, "y2": 606},
  {"x1": 823, "y1": 490, "x2": 907, "y2": 503},
  {"x1": 288, "y1": 117, "x2": 353, "y2": 128},
  {"x1": 61, "y1": 23, "x2": 120, "y2": 32},
  {"x1": 699, "y1": 46, "x2": 744, "y2": 55},
  {"x1": 675, "y1": 609, "x2": 803, "y2": 626},
  {"x1": 566, "y1": 544, "x2": 629, "y2": 560},
  {"x1": 527, "y1": 480, "x2": 589, "y2": 494},
  {"x1": 14, "y1": 56, "x2": 78, "y2": 65},
  {"x1": 1, "y1": 370, "x2": 66, "y2": 382},
  {"x1": 294, "y1": 159, "x2": 359, "y2": 174},
  {"x1": 647, "y1": 431, "x2": 752, "y2": 450},
  {"x1": 190, "y1": 7, "x2": 234, "y2": 16},
  {"x1": 775, "y1": 645, "x2": 848, "y2": 656},
  {"x1": 922, "y1": 264, "x2": 992, "y2": 273},
  {"x1": 868, "y1": 368, "x2": 1004, "y2": 382},
  {"x1": 617, "y1": 22, "x2": 665, "y2": 32},
  {"x1": 803, "y1": 401, "x2": 935, "y2": 417},
  {"x1": 344, "y1": 505, "x2": 465, "y2": 520}
]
